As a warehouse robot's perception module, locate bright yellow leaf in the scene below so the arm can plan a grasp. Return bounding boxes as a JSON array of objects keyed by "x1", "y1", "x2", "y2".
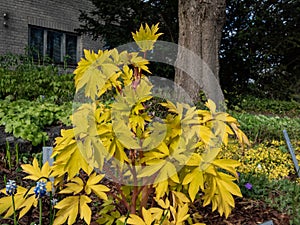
[
  {"x1": 54, "y1": 196, "x2": 80, "y2": 225},
  {"x1": 80, "y1": 195, "x2": 92, "y2": 224},
  {"x1": 132, "y1": 23, "x2": 163, "y2": 52},
  {"x1": 21, "y1": 158, "x2": 51, "y2": 181},
  {"x1": 59, "y1": 177, "x2": 84, "y2": 195},
  {"x1": 85, "y1": 173, "x2": 110, "y2": 200}
]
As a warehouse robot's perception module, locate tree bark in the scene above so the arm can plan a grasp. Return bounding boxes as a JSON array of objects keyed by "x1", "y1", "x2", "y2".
[{"x1": 175, "y1": 0, "x2": 226, "y2": 110}]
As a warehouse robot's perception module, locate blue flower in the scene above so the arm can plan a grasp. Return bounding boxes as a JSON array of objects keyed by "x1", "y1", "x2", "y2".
[
  {"x1": 6, "y1": 180, "x2": 17, "y2": 196},
  {"x1": 34, "y1": 181, "x2": 47, "y2": 198},
  {"x1": 245, "y1": 182, "x2": 253, "y2": 190}
]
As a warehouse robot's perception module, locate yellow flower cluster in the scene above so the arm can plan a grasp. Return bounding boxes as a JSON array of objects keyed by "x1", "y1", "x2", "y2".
[{"x1": 220, "y1": 140, "x2": 300, "y2": 180}]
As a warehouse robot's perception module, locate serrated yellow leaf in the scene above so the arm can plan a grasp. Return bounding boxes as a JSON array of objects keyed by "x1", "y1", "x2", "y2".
[
  {"x1": 218, "y1": 178, "x2": 242, "y2": 198},
  {"x1": 149, "y1": 207, "x2": 164, "y2": 221},
  {"x1": 59, "y1": 177, "x2": 84, "y2": 195},
  {"x1": 120, "y1": 65, "x2": 133, "y2": 86},
  {"x1": 127, "y1": 214, "x2": 147, "y2": 225},
  {"x1": 198, "y1": 125, "x2": 214, "y2": 146},
  {"x1": 85, "y1": 173, "x2": 105, "y2": 193},
  {"x1": 21, "y1": 158, "x2": 51, "y2": 181},
  {"x1": 132, "y1": 23, "x2": 162, "y2": 52},
  {"x1": 156, "y1": 198, "x2": 170, "y2": 209},
  {"x1": 0, "y1": 186, "x2": 35, "y2": 219},
  {"x1": 111, "y1": 120, "x2": 141, "y2": 149},
  {"x1": 160, "y1": 100, "x2": 178, "y2": 114},
  {"x1": 212, "y1": 159, "x2": 240, "y2": 178},
  {"x1": 176, "y1": 204, "x2": 190, "y2": 223},
  {"x1": 129, "y1": 53, "x2": 151, "y2": 73},
  {"x1": 154, "y1": 180, "x2": 168, "y2": 199},
  {"x1": 54, "y1": 196, "x2": 79, "y2": 225},
  {"x1": 138, "y1": 160, "x2": 164, "y2": 178},
  {"x1": 80, "y1": 195, "x2": 92, "y2": 224},
  {"x1": 142, "y1": 207, "x2": 154, "y2": 225},
  {"x1": 186, "y1": 153, "x2": 202, "y2": 166},
  {"x1": 205, "y1": 99, "x2": 216, "y2": 114},
  {"x1": 52, "y1": 139, "x2": 92, "y2": 180},
  {"x1": 182, "y1": 168, "x2": 203, "y2": 202},
  {"x1": 19, "y1": 195, "x2": 37, "y2": 219},
  {"x1": 204, "y1": 164, "x2": 218, "y2": 176},
  {"x1": 171, "y1": 191, "x2": 190, "y2": 205},
  {"x1": 230, "y1": 123, "x2": 250, "y2": 146},
  {"x1": 90, "y1": 184, "x2": 110, "y2": 200}
]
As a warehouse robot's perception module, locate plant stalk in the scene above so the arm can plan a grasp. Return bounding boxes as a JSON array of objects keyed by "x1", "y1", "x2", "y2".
[
  {"x1": 12, "y1": 195, "x2": 17, "y2": 225},
  {"x1": 39, "y1": 198, "x2": 42, "y2": 225}
]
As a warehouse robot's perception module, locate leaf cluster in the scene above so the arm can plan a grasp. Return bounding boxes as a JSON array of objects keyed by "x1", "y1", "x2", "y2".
[
  {"x1": 0, "y1": 55, "x2": 75, "y2": 103},
  {"x1": 0, "y1": 98, "x2": 72, "y2": 145},
  {"x1": 230, "y1": 111, "x2": 300, "y2": 143}
]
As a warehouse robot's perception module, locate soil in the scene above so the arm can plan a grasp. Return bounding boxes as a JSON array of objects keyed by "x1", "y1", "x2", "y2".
[{"x1": 0, "y1": 126, "x2": 291, "y2": 225}]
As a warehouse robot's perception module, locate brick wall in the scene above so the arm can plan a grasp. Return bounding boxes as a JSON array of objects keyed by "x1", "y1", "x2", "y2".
[{"x1": 0, "y1": 0, "x2": 103, "y2": 58}]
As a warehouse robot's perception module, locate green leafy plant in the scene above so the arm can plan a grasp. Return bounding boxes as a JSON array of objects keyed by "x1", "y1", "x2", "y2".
[
  {"x1": 230, "y1": 111, "x2": 300, "y2": 142},
  {"x1": 5, "y1": 141, "x2": 11, "y2": 170},
  {"x1": 229, "y1": 95, "x2": 300, "y2": 118},
  {"x1": 0, "y1": 99, "x2": 72, "y2": 146},
  {"x1": 0, "y1": 54, "x2": 75, "y2": 103},
  {"x1": 0, "y1": 23, "x2": 249, "y2": 225},
  {"x1": 238, "y1": 173, "x2": 300, "y2": 225}
]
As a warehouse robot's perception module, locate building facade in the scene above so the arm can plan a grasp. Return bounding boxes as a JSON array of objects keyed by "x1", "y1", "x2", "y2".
[{"x1": 0, "y1": 0, "x2": 103, "y2": 64}]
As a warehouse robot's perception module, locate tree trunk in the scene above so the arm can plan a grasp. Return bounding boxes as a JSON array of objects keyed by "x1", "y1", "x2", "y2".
[{"x1": 175, "y1": 0, "x2": 226, "y2": 110}]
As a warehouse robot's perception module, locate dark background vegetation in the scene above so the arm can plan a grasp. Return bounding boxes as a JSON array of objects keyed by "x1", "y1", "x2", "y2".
[{"x1": 76, "y1": 0, "x2": 300, "y2": 102}]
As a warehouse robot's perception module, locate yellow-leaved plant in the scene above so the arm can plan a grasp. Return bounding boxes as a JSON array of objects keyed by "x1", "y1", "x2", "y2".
[{"x1": 0, "y1": 23, "x2": 249, "y2": 225}]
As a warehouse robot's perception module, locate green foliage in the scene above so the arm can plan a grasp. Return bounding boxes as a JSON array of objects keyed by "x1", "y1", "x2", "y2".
[
  {"x1": 77, "y1": 0, "x2": 178, "y2": 48},
  {"x1": 221, "y1": 0, "x2": 300, "y2": 101},
  {"x1": 228, "y1": 95, "x2": 300, "y2": 118},
  {"x1": 78, "y1": 0, "x2": 300, "y2": 101},
  {"x1": 0, "y1": 54, "x2": 75, "y2": 103},
  {"x1": 0, "y1": 98, "x2": 72, "y2": 145},
  {"x1": 239, "y1": 173, "x2": 300, "y2": 225},
  {"x1": 230, "y1": 111, "x2": 300, "y2": 142}
]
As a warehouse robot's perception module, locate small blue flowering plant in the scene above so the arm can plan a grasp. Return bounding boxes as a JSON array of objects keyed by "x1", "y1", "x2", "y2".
[
  {"x1": 0, "y1": 158, "x2": 52, "y2": 220},
  {"x1": 34, "y1": 180, "x2": 47, "y2": 198},
  {"x1": 6, "y1": 180, "x2": 17, "y2": 196}
]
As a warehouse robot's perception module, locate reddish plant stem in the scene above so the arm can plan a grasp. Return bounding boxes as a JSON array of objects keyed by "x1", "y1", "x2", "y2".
[
  {"x1": 139, "y1": 148, "x2": 148, "y2": 212},
  {"x1": 107, "y1": 191, "x2": 128, "y2": 209},
  {"x1": 103, "y1": 164, "x2": 130, "y2": 211},
  {"x1": 130, "y1": 149, "x2": 139, "y2": 214}
]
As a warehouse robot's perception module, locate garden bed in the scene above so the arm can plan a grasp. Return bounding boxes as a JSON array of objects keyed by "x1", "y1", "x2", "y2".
[
  {"x1": 0, "y1": 165, "x2": 291, "y2": 225},
  {"x1": 0, "y1": 125, "x2": 294, "y2": 224}
]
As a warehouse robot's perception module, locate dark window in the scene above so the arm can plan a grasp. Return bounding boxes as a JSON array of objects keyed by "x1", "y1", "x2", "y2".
[
  {"x1": 29, "y1": 27, "x2": 44, "y2": 61},
  {"x1": 47, "y1": 31, "x2": 63, "y2": 63},
  {"x1": 66, "y1": 34, "x2": 77, "y2": 64},
  {"x1": 28, "y1": 25, "x2": 78, "y2": 65}
]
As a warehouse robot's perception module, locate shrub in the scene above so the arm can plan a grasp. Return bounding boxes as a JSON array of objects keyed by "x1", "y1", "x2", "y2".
[
  {"x1": 0, "y1": 24, "x2": 248, "y2": 225},
  {"x1": 0, "y1": 54, "x2": 74, "y2": 103},
  {"x1": 0, "y1": 98, "x2": 72, "y2": 145},
  {"x1": 228, "y1": 95, "x2": 300, "y2": 118},
  {"x1": 230, "y1": 112, "x2": 300, "y2": 142}
]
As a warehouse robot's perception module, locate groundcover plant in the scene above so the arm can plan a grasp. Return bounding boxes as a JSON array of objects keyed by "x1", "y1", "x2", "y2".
[{"x1": 0, "y1": 24, "x2": 249, "y2": 225}]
